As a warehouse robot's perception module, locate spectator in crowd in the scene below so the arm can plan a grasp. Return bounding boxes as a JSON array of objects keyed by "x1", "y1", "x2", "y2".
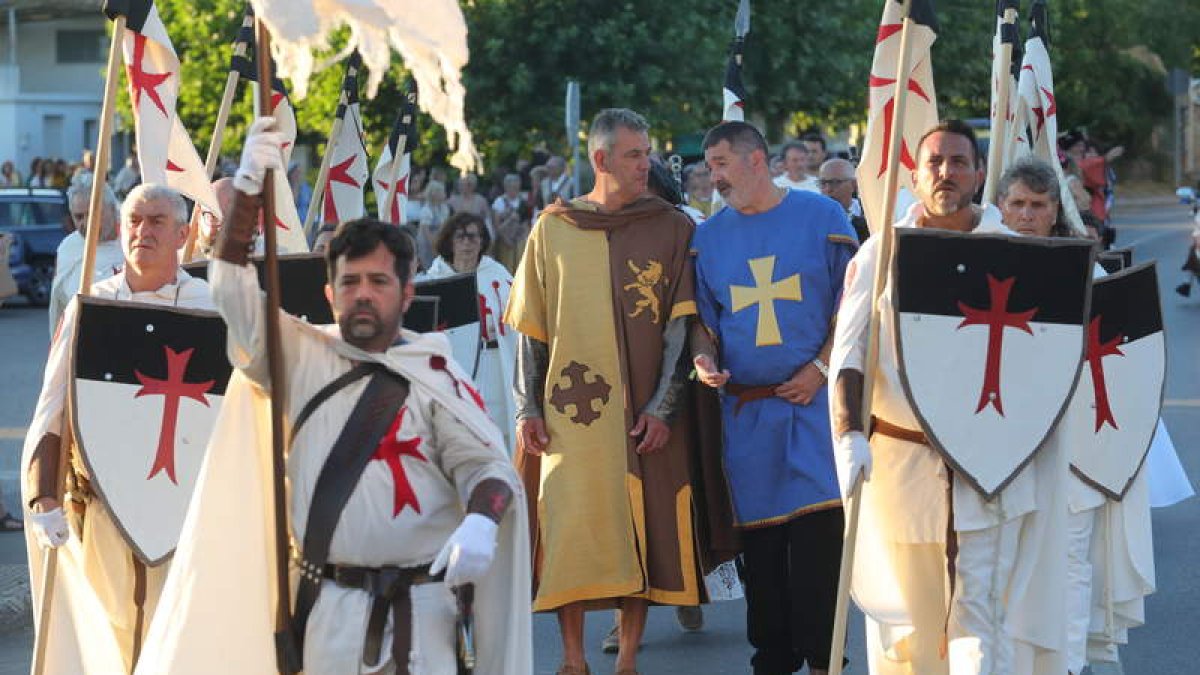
[
  {"x1": 773, "y1": 140, "x2": 819, "y2": 192},
  {"x1": 1, "y1": 160, "x2": 23, "y2": 187},
  {"x1": 686, "y1": 162, "x2": 718, "y2": 219},
  {"x1": 448, "y1": 172, "x2": 493, "y2": 234},
  {"x1": 802, "y1": 133, "x2": 828, "y2": 176},
  {"x1": 27, "y1": 158, "x2": 42, "y2": 186},
  {"x1": 404, "y1": 166, "x2": 427, "y2": 226},
  {"x1": 769, "y1": 154, "x2": 785, "y2": 179},
  {"x1": 491, "y1": 173, "x2": 531, "y2": 272},
  {"x1": 1061, "y1": 130, "x2": 1122, "y2": 244},
  {"x1": 111, "y1": 155, "x2": 141, "y2": 200},
  {"x1": 417, "y1": 179, "x2": 450, "y2": 269},
  {"x1": 29, "y1": 159, "x2": 53, "y2": 188},
  {"x1": 51, "y1": 159, "x2": 70, "y2": 188},
  {"x1": 528, "y1": 164, "x2": 549, "y2": 214},
  {"x1": 539, "y1": 155, "x2": 574, "y2": 207},
  {"x1": 818, "y1": 158, "x2": 869, "y2": 242},
  {"x1": 49, "y1": 178, "x2": 125, "y2": 333}
]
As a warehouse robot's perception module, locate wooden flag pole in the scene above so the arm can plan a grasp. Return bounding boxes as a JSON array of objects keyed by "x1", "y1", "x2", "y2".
[
  {"x1": 253, "y1": 19, "x2": 292, "y2": 675},
  {"x1": 302, "y1": 95, "x2": 348, "y2": 239},
  {"x1": 828, "y1": 2, "x2": 916, "y2": 673},
  {"x1": 381, "y1": 135, "x2": 408, "y2": 224},
  {"x1": 981, "y1": 7, "x2": 1018, "y2": 206},
  {"x1": 182, "y1": 66, "x2": 242, "y2": 261},
  {"x1": 31, "y1": 14, "x2": 126, "y2": 675}
]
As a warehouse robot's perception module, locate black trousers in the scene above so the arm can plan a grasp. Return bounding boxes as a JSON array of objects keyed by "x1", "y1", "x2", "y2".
[{"x1": 741, "y1": 506, "x2": 845, "y2": 674}]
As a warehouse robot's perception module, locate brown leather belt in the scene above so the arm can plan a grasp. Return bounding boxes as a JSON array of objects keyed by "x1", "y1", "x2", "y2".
[
  {"x1": 724, "y1": 382, "x2": 782, "y2": 415},
  {"x1": 869, "y1": 415, "x2": 929, "y2": 445},
  {"x1": 323, "y1": 562, "x2": 444, "y2": 673}
]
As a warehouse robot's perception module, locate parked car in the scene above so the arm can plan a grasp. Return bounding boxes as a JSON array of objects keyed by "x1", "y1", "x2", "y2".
[{"x1": 0, "y1": 188, "x2": 69, "y2": 305}]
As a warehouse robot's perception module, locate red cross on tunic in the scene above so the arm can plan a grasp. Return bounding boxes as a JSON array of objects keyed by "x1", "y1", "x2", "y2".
[
  {"x1": 956, "y1": 274, "x2": 1039, "y2": 416},
  {"x1": 372, "y1": 407, "x2": 429, "y2": 516},
  {"x1": 126, "y1": 32, "x2": 173, "y2": 118},
  {"x1": 1085, "y1": 316, "x2": 1123, "y2": 432},
  {"x1": 323, "y1": 154, "x2": 362, "y2": 222},
  {"x1": 135, "y1": 346, "x2": 214, "y2": 484},
  {"x1": 375, "y1": 175, "x2": 408, "y2": 223}
]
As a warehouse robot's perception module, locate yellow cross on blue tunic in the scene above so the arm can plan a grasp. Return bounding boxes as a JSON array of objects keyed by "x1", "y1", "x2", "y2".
[{"x1": 730, "y1": 255, "x2": 802, "y2": 346}]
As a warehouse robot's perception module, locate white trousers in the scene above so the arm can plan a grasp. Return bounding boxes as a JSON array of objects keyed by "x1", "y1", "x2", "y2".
[
  {"x1": 866, "y1": 520, "x2": 1022, "y2": 675},
  {"x1": 1066, "y1": 508, "x2": 1097, "y2": 673},
  {"x1": 305, "y1": 580, "x2": 458, "y2": 674},
  {"x1": 947, "y1": 520, "x2": 1021, "y2": 675}
]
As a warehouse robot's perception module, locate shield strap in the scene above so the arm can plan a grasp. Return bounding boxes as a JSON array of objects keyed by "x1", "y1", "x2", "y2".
[{"x1": 283, "y1": 366, "x2": 410, "y2": 670}]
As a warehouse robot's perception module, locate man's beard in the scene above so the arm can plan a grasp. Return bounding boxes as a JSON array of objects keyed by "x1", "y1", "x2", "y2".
[{"x1": 339, "y1": 304, "x2": 401, "y2": 348}]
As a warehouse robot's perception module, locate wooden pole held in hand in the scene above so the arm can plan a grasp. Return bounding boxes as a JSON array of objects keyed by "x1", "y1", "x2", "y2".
[
  {"x1": 253, "y1": 20, "x2": 294, "y2": 675},
  {"x1": 31, "y1": 14, "x2": 126, "y2": 675},
  {"x1": 829, "y1": 2, "x2": 916, "y2": 672}
]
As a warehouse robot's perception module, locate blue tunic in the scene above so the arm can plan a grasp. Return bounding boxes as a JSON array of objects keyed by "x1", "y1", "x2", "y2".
[{"x1": 692, "y1": 189, "x2": 857, "y2": 527}]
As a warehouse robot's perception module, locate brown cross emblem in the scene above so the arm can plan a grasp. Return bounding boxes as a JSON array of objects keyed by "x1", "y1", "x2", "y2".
[{"x1": 549, "y1": 360, "x2": 611, "y2": 426}]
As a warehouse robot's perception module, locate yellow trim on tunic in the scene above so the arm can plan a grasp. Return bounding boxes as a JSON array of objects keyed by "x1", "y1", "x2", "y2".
[
  {"x1": 735, "y1": 498, "x2": 844, "y2": 530},
  {"x1": 669, "y1": 300, "x2": 698, "y2": 321}
]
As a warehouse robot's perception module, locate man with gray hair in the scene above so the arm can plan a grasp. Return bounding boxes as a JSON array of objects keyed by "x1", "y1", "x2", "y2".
[
  {"x1": 506, "y1": 107, "x2": 704, "y2": 675},
  {"x1": 22, "y1": 183, "x2": 213, "y2": 668},
  {"x1": 819, "y1": 158, "x2": 870, "y2": 242},
  {"x1": 49, "y1": 177, "x2": 126, "y2": 332},
  {"x1": 540, "y1": 155, "x2": 574, "y2": 207},
  {"x1": 996, "y1": 156, "x2": 1069, "y2": 238}
]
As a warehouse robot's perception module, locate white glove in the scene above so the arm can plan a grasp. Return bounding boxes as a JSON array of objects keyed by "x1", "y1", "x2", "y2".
[
  {"x1": 233, "y1": 117, "x2": 286, "y2": 196},
  {"x1": 835, "y1": 431, "x2": 873, "y2": 497},
  {"x1": 430, "y1": 513, "x2": 498, "y2": 587},
  {"x1": 28, "y1": 507, "x2": 69, "y2": 550}
]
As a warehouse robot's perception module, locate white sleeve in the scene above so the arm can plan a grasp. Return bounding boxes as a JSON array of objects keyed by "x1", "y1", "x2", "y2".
[
  {"x1": 209, "y1": 259, "x2": 271, "y2": 387},
  {"x1": 830, "y1": 239, "x2": 877, "y2": 375},
  {"x1": 31, "y1": 299, "x2": 78, "y2": 445},
  {"x1": 428, "y1": 398, "x2": 516, "y2": 505}
]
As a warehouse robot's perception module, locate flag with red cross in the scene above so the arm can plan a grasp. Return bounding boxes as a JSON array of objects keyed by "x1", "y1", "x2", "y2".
[
  {"x1": 322, "y1": 51, "x2": 369, "y2": 225},
  {"x1": 856, "y1": 0, "x2": 939, "y2": 234},
  {"x1": 372, "y1": 80, "x2": 418, "y2": 225},
  {"x1": 104, "y1": 0, "x2": 219, "y2": 214}
]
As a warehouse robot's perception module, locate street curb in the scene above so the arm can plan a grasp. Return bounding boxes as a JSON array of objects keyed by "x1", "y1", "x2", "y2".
[{"x1": 0, "y1": 564, "x2": 31, "y2": 634}]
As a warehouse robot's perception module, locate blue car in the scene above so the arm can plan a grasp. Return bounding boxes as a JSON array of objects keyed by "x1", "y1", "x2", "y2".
[{"x1": 0, "y1": 188, "x2": 69, "y2": 305}]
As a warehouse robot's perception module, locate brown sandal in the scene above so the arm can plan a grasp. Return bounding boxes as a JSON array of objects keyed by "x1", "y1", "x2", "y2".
[{"x1": 556, "y1": 663, "x2": 590, "y2": 675}]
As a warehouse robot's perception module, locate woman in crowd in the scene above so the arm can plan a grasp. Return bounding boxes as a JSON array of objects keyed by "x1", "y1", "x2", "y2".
[
  {"x1": 416, "y1": 179, "x2": 450, "y2": 269},
  {"x1": 421, "y1": 212, "x2": 517, "y2": 453},
  {"x1": 1, "y1": 160, "x2": 23, "y2": 187}
]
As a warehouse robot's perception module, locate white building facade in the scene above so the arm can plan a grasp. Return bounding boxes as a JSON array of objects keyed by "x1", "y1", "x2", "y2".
[{"x1": 0, "y1": 2, "x2": 126, "y2": 176}]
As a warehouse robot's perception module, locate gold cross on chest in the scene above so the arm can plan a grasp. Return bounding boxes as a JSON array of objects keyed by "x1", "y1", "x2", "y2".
[{"x1": 730, "y1": 256, "x2": 802, "y2": 346}]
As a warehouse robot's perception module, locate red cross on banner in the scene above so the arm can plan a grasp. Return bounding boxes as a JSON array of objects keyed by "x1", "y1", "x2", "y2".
[{"x1": 126, "y1": 32, "x2": 172, "y2": 117}]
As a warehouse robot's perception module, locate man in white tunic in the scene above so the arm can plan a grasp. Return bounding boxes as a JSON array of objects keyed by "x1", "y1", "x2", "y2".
[
  {"x1": 133, "y1": 119, "x2": 530, "y2": 675},
  {"x1": 830, "y1": 121, "x2": 1068, "y2": 675},
  {"x1": 48, "y1": 178, "x2": 127, "y2": 333},
  {"x1": 995, "y1": 157, "x2": 1193, "y2": 675},
  {"x1": 22, "y1": 184, "x2": 213, "y2": 673}
]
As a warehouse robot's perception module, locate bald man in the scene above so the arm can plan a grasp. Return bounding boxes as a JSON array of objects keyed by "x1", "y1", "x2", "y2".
[{"x1": 818, "y1": 159, "x2": 869, "y2": 242}]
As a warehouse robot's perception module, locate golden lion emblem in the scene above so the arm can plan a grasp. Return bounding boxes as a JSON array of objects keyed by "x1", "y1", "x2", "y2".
[{"x1": 623, "y1": 259, "x2": 667, "y2": 323}]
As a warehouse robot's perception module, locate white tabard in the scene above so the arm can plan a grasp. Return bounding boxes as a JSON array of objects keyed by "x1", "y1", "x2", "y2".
[
  {"x1": 133, "y1": 260, "x2": 531, "y2": 675},
  {"x1": 420, "y1": 254, "x2": 518, "y2": 454},
  {"x1": 830, "y1": 204, "x2": 1068, "y2": 675},
  {"x1": 21, "y1": 269, "x2": 213, "y2": 675}
]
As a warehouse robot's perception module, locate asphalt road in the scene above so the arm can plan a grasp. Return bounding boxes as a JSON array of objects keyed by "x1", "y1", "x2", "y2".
[{"x1": 0, "y1": 197, "x2": 1195, "y2": 673}]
